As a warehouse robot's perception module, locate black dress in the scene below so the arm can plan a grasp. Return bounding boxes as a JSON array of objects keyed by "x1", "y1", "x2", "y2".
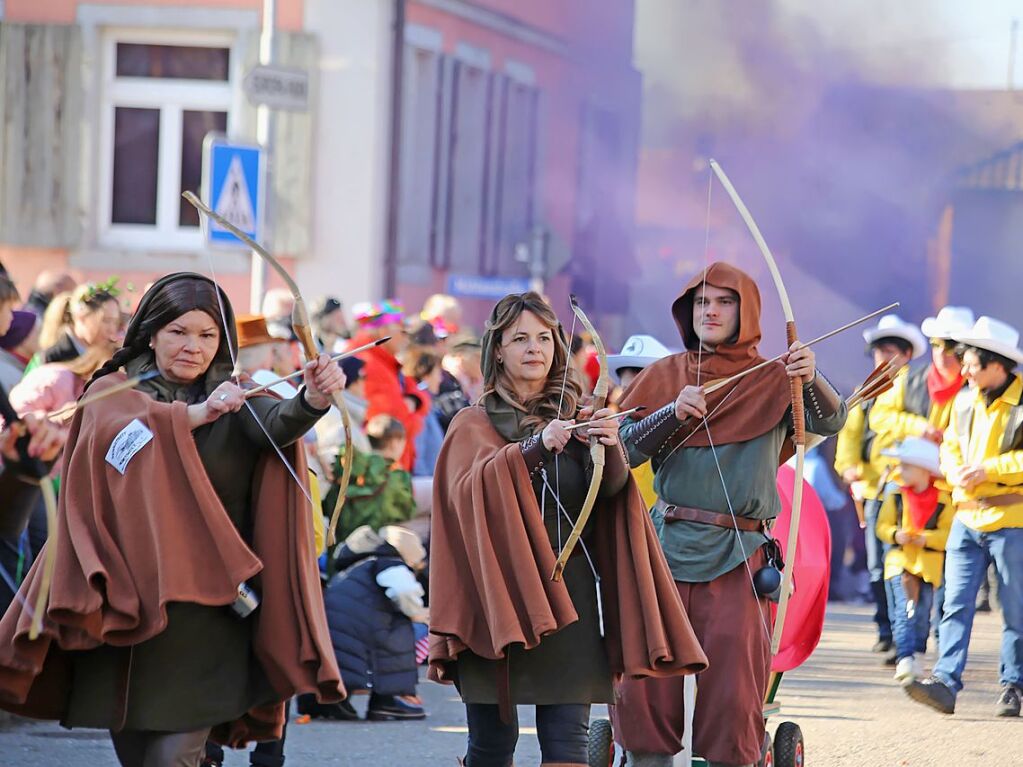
[
  {"x1": 62, "y1": 380, "x2": 324, "y2": 732},
  {"x1": 455, "y1": 425, "x2": 626, "y2": 705}
]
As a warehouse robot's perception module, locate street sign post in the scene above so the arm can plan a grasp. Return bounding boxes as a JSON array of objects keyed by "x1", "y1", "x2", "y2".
[
  {"x1": 446, "y1": 274, "x2": 531, "y2": 300},
  {"x1": 201, "y1": 135, "x2": 264, "y2": 249},
  {"x1": 243, "y1": 65, "x2": 310, "y2": 112}
]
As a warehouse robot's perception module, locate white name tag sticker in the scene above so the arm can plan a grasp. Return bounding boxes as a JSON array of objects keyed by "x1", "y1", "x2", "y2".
[{"x1": 105, "y1": 418, "x2": 154, "y2": 475}]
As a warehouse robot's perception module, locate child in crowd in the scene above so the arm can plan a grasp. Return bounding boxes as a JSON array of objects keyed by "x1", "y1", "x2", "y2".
[
  {"x1": 322, "y1": 414, "x2": 416, "y2": 553},
  {"x1": 301, "y1": 525, "x2": 429, "y2": 721},
  {"x1": 876, "y1": 437, "x2": 955, "y2": 683}
]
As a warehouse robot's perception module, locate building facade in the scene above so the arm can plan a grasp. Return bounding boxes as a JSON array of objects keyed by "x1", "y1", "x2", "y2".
[{"x1": 0, "y1": 0, "x2": 641, "y2": 330}]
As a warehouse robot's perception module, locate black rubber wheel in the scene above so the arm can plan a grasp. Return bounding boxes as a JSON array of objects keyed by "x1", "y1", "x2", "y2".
[
  {"x1": 588, "y1": 718, "x2": 615, "y2": 767},
  {"x1": 759, "y1": 730, "x2": 774, "y2": 767},
  {"x1": 773, "y1": 721, "x2": 804, "y2": 767}
]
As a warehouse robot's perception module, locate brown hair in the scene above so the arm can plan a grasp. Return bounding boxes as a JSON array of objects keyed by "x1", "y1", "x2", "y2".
[
  {"x1": 60, "y1": 345, "x2": 114, "y2": 380},
  {"x1": 0, "y1": 276, "x2": 20, "y2": 305},
  {"x1": 402, "y1": 346, "x2": 440, "y2": 381},
  {"x1": 480, "y1": 292, "x2": 581, "y2": 434},
  {"x1": 366, "y1": 414, "x2": 406, "y2": 450}
]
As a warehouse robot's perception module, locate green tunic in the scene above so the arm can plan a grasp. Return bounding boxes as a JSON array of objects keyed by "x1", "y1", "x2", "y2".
[
  {"x1": 620, "y1": 400, "x2": 846, "y2": 582},
  {"x1": 63, "y1": 383, "x2": 324, "y2": 732},
  {"x1": 455, "y1": 402, "x2": 626, "y2": 706}
]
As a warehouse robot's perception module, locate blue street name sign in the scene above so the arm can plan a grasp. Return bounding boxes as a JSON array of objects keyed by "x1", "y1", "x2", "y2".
[
  {"x1": 201, "y1": 135, "x2": 263, "y2": 248},
  {"x1": 446, "y1": 274, "x2": 531, "y2": 300}
]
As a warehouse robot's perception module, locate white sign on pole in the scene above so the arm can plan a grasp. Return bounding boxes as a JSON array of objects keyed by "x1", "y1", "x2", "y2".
[{"x1": 243, "y1": 65, "x2": 309, "y2": 111}]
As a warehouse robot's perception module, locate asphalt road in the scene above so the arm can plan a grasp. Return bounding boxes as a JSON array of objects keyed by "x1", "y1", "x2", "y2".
[{"x1": 0, "y1": 604, "x2": 1017, "y2": 766}]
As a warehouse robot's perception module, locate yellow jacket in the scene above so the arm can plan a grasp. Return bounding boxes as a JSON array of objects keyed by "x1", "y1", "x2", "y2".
[
  {"x1": 941, "y1": 375, "x2": 1023, "y2": 532},
  {"x1": 869, "y1": 366, "x2": 959, "y2": 451},
  {"x1": 310, "y1": 471, "x2": 326, "y2": 556},
  {"x1": 835, "y1": 402, "x2": 884, "y2": 500},
  {"x1": 632, "y1": 462, "x2": 658, "y2": 511},
  {"x1": 876, "y1": 483, "x2": 954, "y2": 585}
]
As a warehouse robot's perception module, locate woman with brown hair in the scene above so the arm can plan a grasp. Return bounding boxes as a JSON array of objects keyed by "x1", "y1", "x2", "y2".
[
  {"x1": 428, "y1": 292, "x2": 707, "y2": 767},
  {"x1": 0, "y1": 273, "x2": 344, "y2": 767}
]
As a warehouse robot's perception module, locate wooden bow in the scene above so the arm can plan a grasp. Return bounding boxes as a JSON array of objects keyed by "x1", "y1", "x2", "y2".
[
  {"x1": 709, "y1": 160, "x2": 804, "y2": 654},
  {"x1": 551, "y1": 295, "x2": 610, "y2": 581},
  {"x1": 183, "y1": 192, "x2": 354, "y2": 546},
  {"x1": 0, "y1": 384, "x2": 58, "y2": 639}
]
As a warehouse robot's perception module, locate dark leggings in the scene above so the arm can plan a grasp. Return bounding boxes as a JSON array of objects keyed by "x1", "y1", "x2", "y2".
[{"x1": 464, "y1": 702, "x2": 590, "y2": 767}]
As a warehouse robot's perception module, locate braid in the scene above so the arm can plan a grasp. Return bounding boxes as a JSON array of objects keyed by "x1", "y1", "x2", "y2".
[{"x1": 86, "y1": 340, "x2": 148, "y2": 391}]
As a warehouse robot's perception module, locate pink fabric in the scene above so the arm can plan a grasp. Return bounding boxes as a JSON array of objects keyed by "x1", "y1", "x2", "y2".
[
  {"x1": 771, "y1": 464, "x2": 831, "y2": 672},
  {"x1": 10, "y1": 364, "x2": 84, "y2": 417}
]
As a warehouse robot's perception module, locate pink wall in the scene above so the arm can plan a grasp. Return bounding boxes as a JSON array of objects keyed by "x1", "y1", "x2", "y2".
[
  {"x1": 2, "y1": 246, "x2": 295, "y2": 315},
  {"x1": 4, "y1": 0, "x2": 305, "y2": 30}
]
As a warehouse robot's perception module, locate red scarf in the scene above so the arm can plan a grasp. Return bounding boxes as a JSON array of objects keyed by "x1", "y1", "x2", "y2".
[
  {"x1": 902, "y1": 484, "x2": 939, "y2": 531},
  {"x1": 926, "y1": 365, "x2": 964, "y2": 407}
]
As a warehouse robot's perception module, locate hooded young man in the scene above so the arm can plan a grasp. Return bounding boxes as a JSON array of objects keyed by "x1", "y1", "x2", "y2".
[{"x1": 612, "y1": 263, "x2": 847, "y2": 767}]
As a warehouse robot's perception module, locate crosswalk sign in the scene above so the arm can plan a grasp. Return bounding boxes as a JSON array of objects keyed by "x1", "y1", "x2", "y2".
[{"x1": 201, "y1": 134, "x2": 263, "y2": 248}]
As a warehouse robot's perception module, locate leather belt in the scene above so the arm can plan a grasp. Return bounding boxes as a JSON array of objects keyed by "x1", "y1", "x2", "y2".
[
  {"x1": 660, "y1": 503, "x2": 765, "y2": 532},
  {"x1": 956, "y1": 493, "x2": 1023, "y2": 511}
]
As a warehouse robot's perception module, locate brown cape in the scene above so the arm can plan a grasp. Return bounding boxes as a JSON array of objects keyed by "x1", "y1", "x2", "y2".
[
  {"x1": 0, "y1": 373, "x2": 343, "y2": 745},
  {"x1": 427, "y1": 406, "x2": 708, "y2": 683},
  {"x1": 619, "y1": 262, "x2": 793, "y2": 460}
]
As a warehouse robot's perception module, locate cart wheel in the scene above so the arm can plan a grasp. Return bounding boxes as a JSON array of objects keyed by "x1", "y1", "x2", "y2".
[
  {"x1": 759, "y1": 730, "x2": 774, "y2": 767},
  {"x1": 773, "y1": 722, "x2": 804, "y2": 767},
  {"x1": 588, "y1": 718, "x2": 615, "y2": 767}
]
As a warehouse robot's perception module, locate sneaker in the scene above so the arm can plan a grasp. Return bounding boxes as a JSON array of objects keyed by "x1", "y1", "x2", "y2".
[
  {"x1": 976, "y1": 598, "x2": 992, "y2": 613},
  {"x1": 296, "y1": 697, "x2": 359, "y2": 721},
  {"x1": 367, "y1": 694, "x2": 427, "y2": 721},
  {"x1": 872, "y1": 639, "x2": 893, "y2": 653},
  {"x1": 904, "y1": 675, "x2": 956, "y2": 714},
  {"x1": 894, "y1": 656, "x2": 918, "y2": 683},
  {"x1": 883, "y1": 649, "x2": 898, "y2": 667},
  {"x1": 995, "y1": 685, "x2": 1022, "y2": 717}
]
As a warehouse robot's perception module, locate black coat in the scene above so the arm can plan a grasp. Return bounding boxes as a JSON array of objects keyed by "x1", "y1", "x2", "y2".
[{"x1": 324, "y1": 542, "x2": 418, "y2": 697}]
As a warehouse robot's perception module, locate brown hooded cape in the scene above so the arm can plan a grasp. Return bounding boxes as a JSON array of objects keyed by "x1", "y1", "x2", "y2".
[
  {"x1": 618, "y1": 262, "x2": 793, "y2": 460},
  {"x1": 427, "y1": 406, "x2": 708, "y2": 683},
  {"x1": 0, "y1": 373, "x2": 343, "y2": 744}
]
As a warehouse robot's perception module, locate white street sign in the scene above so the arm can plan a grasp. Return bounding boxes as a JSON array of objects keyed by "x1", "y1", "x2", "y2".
[{"x1": 243, "y1": 65, "x2": 309, "y2": 112}]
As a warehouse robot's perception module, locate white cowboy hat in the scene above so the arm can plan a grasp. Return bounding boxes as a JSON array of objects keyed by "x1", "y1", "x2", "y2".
[
  {"x1": 921, "y1": 306, "x2": 975, "y2": 340},
  {"x1": 953, "y1": 316, "x2": 1023, "y2": 365},
  {"x1": 608, "y1": 335, "x2": 673, "y2": 383},
  {"x1": 862, "y1": 314, "x2": 928, "y2": 359},
  {"x1": 882, "y1": 437, "x2": 941, "y2": 476}
]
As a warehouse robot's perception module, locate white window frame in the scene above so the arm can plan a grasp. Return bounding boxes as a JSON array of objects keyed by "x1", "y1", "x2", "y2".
[{"x1": 97, "y1": 27, "x2": 237, "y2": 252}]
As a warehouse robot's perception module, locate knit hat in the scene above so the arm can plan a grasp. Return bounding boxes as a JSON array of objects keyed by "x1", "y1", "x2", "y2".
[{"x1": 0, "y1": 310, "x2": 37, "y2": 350}]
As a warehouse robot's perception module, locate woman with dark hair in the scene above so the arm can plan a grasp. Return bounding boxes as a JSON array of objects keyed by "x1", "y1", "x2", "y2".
[
  {"x1": 428, "y1": 292, "x2": 707, "y2": 767},
  {"x1": 0, "y1": 273, "x2": 345, "y2": 767}
]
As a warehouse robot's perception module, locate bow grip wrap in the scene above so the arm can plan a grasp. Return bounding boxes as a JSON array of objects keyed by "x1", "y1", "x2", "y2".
[{"x1": 786, "y1": 321, "x2": 806, "y2": 446}]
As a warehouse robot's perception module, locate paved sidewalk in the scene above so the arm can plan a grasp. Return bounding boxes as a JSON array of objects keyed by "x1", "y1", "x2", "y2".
[{"x1": 0, "y1": 604, "x2": 1017, "y2": 765}]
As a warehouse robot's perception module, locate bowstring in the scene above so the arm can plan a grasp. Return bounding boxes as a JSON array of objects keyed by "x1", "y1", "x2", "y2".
[
  {"x1": 203, "y1": 251, "x2": 313, "y2": 505},
  {"x1": 553, "y1": 309, "x2": 579, "y2": 554},
  {"x1": 695, "y1": 165, "x2": 772, "y2": 646}
]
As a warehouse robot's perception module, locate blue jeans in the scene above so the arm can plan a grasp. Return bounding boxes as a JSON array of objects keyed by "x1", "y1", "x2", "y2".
[
  {"x1": 933, "y1": 520, "x2": 1023, "y2": 693},
  {"x1": 865, "y1": 499, "x2": 892, "y2": 641},
  {"x1": 887, "y1": 574, "x2": 934, "y2": 661}
]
